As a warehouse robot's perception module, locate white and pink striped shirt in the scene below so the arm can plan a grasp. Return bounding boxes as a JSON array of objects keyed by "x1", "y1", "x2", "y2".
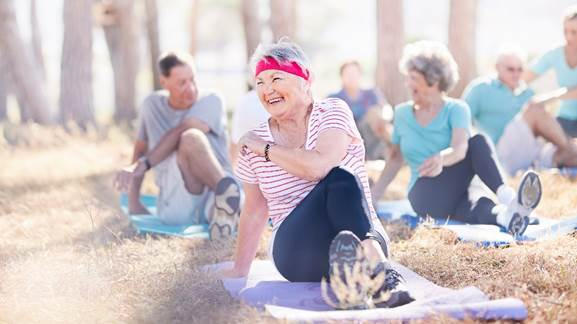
[{"x1": 235, "y1": 98, "x2": 377, "y2": 230}]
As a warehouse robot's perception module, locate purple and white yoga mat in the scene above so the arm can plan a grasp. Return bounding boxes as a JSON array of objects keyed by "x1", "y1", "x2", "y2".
[{"x1": 206, "y1": 260, "x2": 527, "y2": 321}]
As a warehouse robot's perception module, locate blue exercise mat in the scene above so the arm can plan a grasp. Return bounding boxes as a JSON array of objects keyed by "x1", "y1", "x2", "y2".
[
  {"x1": 560, "y1": 167, "x2": 577, "y2": 178},
  {"x1": 119, "y1": 194, "x2": 209, "y2": 239},
  {"x1": 376, "y1": 200, "x2": 577, "y2": 247}
]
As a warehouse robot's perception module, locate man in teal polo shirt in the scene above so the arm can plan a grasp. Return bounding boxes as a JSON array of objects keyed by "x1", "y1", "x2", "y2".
[{"x1": 463, "y1": 47, "x2": 577, "y2": 175}]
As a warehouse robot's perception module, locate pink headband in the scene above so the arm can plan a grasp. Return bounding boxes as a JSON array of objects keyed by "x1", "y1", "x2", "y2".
[{"x1": 255, "y1": 57, "x2": 310, "y2": 81}]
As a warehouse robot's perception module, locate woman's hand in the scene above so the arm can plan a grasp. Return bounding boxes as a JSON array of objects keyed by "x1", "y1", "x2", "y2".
[
  {"x1": 239, "y1": 131, "x2": 268, "y2": 156},
  {"x1": 216, "y1": 265, "x2": 249, "y2": 279},
  {"x1": 419, "y1": 154, "x2": 443, "y2": 178}
]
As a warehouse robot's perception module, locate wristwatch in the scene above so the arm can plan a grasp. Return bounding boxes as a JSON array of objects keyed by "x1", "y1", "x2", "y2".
[{"x1": 139, "y1": 156, "x2": 151, "y2": 170}]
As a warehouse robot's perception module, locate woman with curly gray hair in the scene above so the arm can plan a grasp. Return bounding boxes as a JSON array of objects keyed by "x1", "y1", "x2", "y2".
[{"x1": 372, "y1": 41, "x2": 542, "y2": 236}]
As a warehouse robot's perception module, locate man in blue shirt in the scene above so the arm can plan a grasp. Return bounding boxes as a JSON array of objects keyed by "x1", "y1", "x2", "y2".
[
  {"x1": 328, "y1": 60, "x2": 392, "y2": 160},
  {"x1": 463, "y1": 47, "x2": 577, "y2": 175}
]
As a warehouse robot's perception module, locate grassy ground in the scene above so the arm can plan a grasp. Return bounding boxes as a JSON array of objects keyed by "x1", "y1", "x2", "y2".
[{"x1": 1, "y1": 127, "x2": 576, "y2": 323}]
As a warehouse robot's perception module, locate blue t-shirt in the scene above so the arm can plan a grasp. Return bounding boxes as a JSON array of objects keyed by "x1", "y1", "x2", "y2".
[
  {"x1": 531, "y1": 46, "x2": 577, "y2": 120},
  {"x1": 328, "y1": 88, "x2": 383, "y2": 122},
  {"x1": 462, "y1": 77, "x2": 534, "y2": 144},
  {"x1": 392, "y1": 99, "x2": 472, "y2": 190}
]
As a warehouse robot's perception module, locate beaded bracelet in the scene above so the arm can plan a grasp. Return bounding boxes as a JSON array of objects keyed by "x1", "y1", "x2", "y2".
[{"x1": 264, "y1": 143, "x2": 272, "y2": 162}]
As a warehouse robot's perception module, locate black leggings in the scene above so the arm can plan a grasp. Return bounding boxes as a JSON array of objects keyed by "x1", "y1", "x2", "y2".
[
  {"x1": 408, "y1": 134, "x2": 505, "y2": 225},
  {"x1": 272, "y1": 167, "x2": 377, "y2": 282}
]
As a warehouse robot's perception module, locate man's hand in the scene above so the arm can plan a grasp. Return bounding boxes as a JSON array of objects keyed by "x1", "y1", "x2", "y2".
[
  {"x1": 239, "y1": 131, "x2": 268, "y2": 156},
  {"x1": 419, "y1": 154, "x2": 443, "y2": 178},
  {"x1": 113, "y1": 160, "x2": 148, "y2": 192}
]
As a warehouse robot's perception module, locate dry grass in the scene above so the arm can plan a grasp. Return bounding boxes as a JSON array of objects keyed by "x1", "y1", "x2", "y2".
[{"x1": 1, "y1": 127, "x2": 576, "y2": 323}]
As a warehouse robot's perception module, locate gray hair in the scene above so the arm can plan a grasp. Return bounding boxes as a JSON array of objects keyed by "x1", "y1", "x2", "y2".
[
  {"x1": 399, "y1": 40, "x2": 459, "y2": 92},
  {"x1": 564, "y1": 4, "x2": 577, "y2": 21},
  {"x1": 496, "y1": 44, "x2": 527, "y2": 65},
  {"x1": 249, "y1": 39, "x2": 311, "y2": 77}
]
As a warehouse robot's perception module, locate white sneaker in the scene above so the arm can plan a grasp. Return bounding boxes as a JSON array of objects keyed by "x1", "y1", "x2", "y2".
[
  {"x1": 209, "y1": 177, "x2": 241, "y2": 240},
  {"x1": 498, "y1": 170, "x2": 542, "y2": 236}
]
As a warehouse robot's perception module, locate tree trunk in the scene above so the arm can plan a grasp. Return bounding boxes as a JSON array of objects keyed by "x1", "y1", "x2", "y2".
[
  {"x1": 241, "y1": 0, "x2": 260, "y2": 62},
  {"x1": 30, "y1": 0, "x2": 46, "y2": 81},
  {"x1": 448, "y1": 0, "x2": 478, "y2": 97},
  {"x1": 189, "y1": 0, "x2": 199, "y2": 56},
  {"x1": 97, "y1": 0, "x2": 138, "y2": 123},
  {"x1": 376, "y1": 0, "x2": 406, "y2": 105},
  {"x1": 0, "y1": 0, "x2": 51, "y2": 124},
  {"x1": 60, "y1": 0, "x2": 94, "y2": 131},
  {"x1": 145, "y1": 0, "x2": 161, "y2": 90},
  {"x1": 0, "y1": 52, "x2": 7, "y2": 121},
  {"x1": 270, "y1": 0, "x2": 297, "y2": 41}
]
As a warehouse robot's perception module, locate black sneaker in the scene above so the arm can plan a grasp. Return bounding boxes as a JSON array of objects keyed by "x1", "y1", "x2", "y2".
[
  {"x1": 209, "y1": 177, "x2": 241, "y2": 240},
  {"x1": 372, "y1": 262, "x2": 415, "y2": 308},
  {"x1": 329, "y1": 231, "x2": 369, "y2": 282},
  {"x1": 327, "y1": 230, "x2": 371, "y2": 309}
]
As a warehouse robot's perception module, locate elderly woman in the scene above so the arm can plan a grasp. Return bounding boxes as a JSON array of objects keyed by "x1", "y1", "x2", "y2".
[
  {"x1": 371, "y1": 41, "x2": 543, "y2": 236},
  {"x1": 220, "y1": 40, "x2": 413, "y2": 309}
]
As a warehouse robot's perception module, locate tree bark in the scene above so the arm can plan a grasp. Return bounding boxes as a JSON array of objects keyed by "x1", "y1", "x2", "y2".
[
  {"x1": 60, "y1": 0, "x2": 95, "y2": 130},
  {"x1": 98, "y1": 0, "x2": 138, "y2": 123},
  {"x1": 376, "y1": 0, "x2": 406, "y2": 105},
  {"x1": 0, "y1": 0, "x2": 51, "y2": 124},
  {"x1": 30, "y1": 0, "x2": 46, "y2": 81},
  {"x1": 448, "y1": 0, "x2": 478, "y2": 97},
  {"x1": 270, "y1": 0, "x2": 297, "y2": 41},
  {"x1": 189, "y1": 0, "x2": 199, "y2": 56},
  {"x1": 145, "y1": 0, "x2": 161, "y2": 90},
  {"x1": 241, "y1": 0, "x2": 260, "y2": 62},
  {"x1": 0, "y1": 52, "x2": 7, "y2": 121}
]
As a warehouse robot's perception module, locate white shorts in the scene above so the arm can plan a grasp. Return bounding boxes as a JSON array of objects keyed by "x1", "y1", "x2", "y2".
[
  {"x1": 154, "y1": 154, "x2": 213, "y2": 225},
  {"x1": 496, "y1": 116, "x2": 556, "y2": 175}
]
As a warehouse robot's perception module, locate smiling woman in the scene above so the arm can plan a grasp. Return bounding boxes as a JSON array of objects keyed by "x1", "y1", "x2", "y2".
[{"x1": 220, "y1": 40, "x2": 415, "y2": 310}]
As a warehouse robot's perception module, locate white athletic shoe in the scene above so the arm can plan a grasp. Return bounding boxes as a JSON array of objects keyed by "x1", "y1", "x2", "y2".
[
  {"x1": 498, "y1": 170, "x2": 542, "y2": 237},
  {"x1": 209, "y1": 177, "x2": 241, "y2": 240}
]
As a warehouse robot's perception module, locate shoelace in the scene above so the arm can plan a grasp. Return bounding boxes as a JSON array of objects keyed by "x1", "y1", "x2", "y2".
[{"x1": 383, "y1": 268, "x2": 403, "y2": 291}]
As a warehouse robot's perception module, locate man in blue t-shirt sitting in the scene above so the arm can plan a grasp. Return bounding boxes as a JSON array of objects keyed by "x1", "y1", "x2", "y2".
[
  {"x1": 463, "y1": 46, "x2": 577, "y2": 175},
  {"x1": 328, "y1": 60, "x2": 392, "y2": 160}
]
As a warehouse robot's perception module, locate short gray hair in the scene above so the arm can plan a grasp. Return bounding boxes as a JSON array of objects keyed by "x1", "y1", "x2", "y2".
[
  {"x1": 496, "y1": 44, "x2": 527, "y2": 65},
  {"x1": 564, "y1": 4, "x2": 577, "y2": 21},
  {"x1": 249, "y1": 39, "x2": 311, "y2": 77},
  {"x1": 399, "y1": 40, "x2": 459, "y2": 92}
]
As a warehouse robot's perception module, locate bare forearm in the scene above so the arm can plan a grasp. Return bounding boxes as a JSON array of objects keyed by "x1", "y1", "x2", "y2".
[
  {"x1": 145, "y1": 125, "x2": 187, "y2": 166},
  {"x1": 440, "y1": 145, "x2": 467, "y2": 167},
  {"x1": 375, "y1": 158, "x2": 402, "y2": 193},
  {"x1": 233, "y1": 209, "x2": 269, "y2": 274},
  {"x1": 267, "y1": 146, "x2": 338, "y2": 181}
]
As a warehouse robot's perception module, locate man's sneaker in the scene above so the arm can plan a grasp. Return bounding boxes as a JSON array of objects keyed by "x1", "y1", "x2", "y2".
[
  {"x1": 499, "y1": 170, "x2": 542, "y2": 236},
  {"x1": 209, "y1": 177, "x2": 241, "y2": 240},
  {"x1": 372, "y1": 262, "x2": 415, "y2": 308}
]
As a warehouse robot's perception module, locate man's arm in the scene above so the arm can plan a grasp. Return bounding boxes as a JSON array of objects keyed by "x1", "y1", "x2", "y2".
[
  {"x1": 126, "y1": 140, "x2": 148, "y2": 213},
  {"x1": 145, "y1": 117, "x2": 209, "y2": 168}
]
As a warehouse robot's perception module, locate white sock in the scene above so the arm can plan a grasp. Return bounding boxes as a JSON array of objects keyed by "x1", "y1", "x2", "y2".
[
  {"x1": 494, "y1": 204, "x2": 511, "y2": 227},
  {"x1": 496, "y1": 185, "x2": 516, "y2": 205}
]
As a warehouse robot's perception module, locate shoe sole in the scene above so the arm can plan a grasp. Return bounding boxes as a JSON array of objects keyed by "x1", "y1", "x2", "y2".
[
  {"x1": 209, "y1": 177, "x2": 241, "y2": 240},
  {"x1": 517, "y1": 171, "x2": 542, "y2": 210},
  {"x1": 328, "y1": 231, "x2": 364, "y2": 281},
  {"x1": 507, "y1": 212, "x2": 529, "y2": 236}
]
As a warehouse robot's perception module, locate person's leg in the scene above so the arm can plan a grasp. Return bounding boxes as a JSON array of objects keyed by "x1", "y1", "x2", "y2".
[
  {"x1": 467, "y1": 134, "x2": 506, "y2": 193},
  {"x1": 454, "y1": 195, "x2": 499, "y2": 225},
  {"x1": 177, "y1": 128, "x2": 225, "y2": 194},
  {"x1": 273, "y1": 168, "x2": 379, "y2": 282},
  {"x1": 524, "y1": 104, "x2": 569, "y2": 149},
  {"x1": 557, "y1": 117, "x2": 577, "y2": 138}
]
